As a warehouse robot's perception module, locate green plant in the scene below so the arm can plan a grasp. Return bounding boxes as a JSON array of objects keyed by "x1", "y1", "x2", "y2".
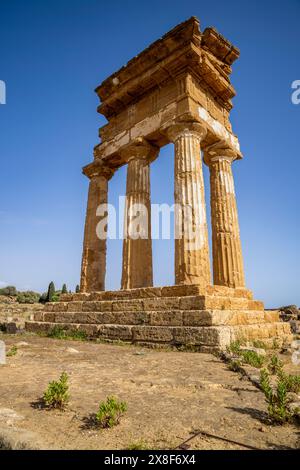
[
  {"x1": 43, "y1": 372, "x2": 70, "y2": 410},
  {"x1": 280, "y1": 373, "x2": 300, "y2": 394},
  {"x1": 61, "y1": 284, "x2": 68, "y2": 294},
  {"x1": 17, "y1": 291, "x2": 40, "y2": 304},
  {"x1": 95, "y1": 396, "x2": 127, "y2": 428},
  {"x1": 252, "y1": 340, "x2": 267, "y2": 350},
  {"x1": 240, "y1": 350, "x2": 265, "y2": 368},
  {"x1": 127, "y1": 440, "x2": 150, "y2": 450},
  {"x1": 226, "y1": 340, "x2": 241, "y2": 355},
  {"x1": 39, "y1": 292, "x2": 48, "y2": 304},
  {"x1": 51, "y1": 293, "x2": 61, "y2": 302},
  {"x1": 0, "y1": 286, "x2": 17, "y2": 296},
  {"x1": 272, "y1": 339, "x2": 280, "y2": 350},
  {"x1": 6, "y1": 345, "x2": 18, "y2": 357},
  {"x1": 268, "y1": 355, "x2": 283, "y2": 375},
  {"x1": 260, "y1": 369, "x2": 291, "y2": 424},
  {"x1": 228, "y1": 359, "x2": 242, "y2": 372},
  {"x1": 75, "y1": 285, "x2": 80, "y2": 294},
  {"x1": 46, "y1": 282, "x2": 55, "y2": 302},
  {"x1": 46, "y1": 326, "x2": 87, "y2": 341}
]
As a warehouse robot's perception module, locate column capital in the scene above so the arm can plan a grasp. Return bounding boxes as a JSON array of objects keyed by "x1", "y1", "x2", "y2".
[
  {"x1": 203, "y1": 142, "x2": 237, "y2": 166},
  {"x1": 164, "y1": 120, "x2": 207, "y2": 143},
  {"x1": 120, "y1": 137, "x2": 159, "y2": 163},
  {"x1": 82, "y1": 160, "x2": 115, "y2": 180}
]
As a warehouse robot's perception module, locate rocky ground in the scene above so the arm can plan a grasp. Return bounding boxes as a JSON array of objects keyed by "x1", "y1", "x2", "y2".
[{"x1": 0, "y1": 333, "x2": 299, "y2": 450}]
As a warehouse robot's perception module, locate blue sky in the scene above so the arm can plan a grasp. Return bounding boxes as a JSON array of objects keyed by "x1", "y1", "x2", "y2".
[{"x1": 0, "y1": 0, "x2": 299, "y2": 307}]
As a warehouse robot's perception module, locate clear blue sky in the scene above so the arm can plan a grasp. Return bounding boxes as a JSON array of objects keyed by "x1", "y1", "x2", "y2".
[{"x1": 0, "y1": 0, "x2": 299, "y2": 307}]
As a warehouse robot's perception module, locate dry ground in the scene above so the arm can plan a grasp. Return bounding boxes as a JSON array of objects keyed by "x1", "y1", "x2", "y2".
[{"x1": 0, "y1": 333, "x2": 299, "y2": 450}]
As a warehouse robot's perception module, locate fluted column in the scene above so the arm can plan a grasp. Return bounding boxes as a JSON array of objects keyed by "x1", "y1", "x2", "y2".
[
  {"x1": 80, "y1": 162, "x2": 114, "y2": 293},
  {"x1": 205, "y1": 147, "x2": 245, "y2": 288},
  {"x1": 121, "y1": 139, "x2": 159, "y2": 289},
  {"x1": 167, "y1": 122, "x2": 211, "y2": 286}
]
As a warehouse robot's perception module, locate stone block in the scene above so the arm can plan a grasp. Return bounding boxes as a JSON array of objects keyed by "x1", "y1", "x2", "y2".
[
  {"x1": 98, "y1": 325, "x2": 133, "y2": 341},
  {"x1": 143, "y1": 297, "x2": 180, "y2": 311},
  {"x1": 179, "y1": 296, "x2": 206, "y2": 310},
  {"x1": 67, "y1": 302, "x2": 83, "y2": 313},
  {"x1": 82, "y1": 301, "x2": 112, "y2": 312},
  {"x1": 132, "y1": 326, "x2": 173, "y2": 343},
  {"x1": 149, "y1": 310, "x2": 183, "y2": 326},
  {"x1": 173, "y1": 326, "x2": 231, "y2": 348},
  {"x1": 0, "y1": 341, "x2": 6, "y2": 365},
  {"x1": 112, "y1": 300, "x2": 143, "y2": 312}
]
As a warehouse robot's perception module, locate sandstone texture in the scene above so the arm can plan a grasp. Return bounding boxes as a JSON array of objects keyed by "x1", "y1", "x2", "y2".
[{"x1": 45, "y1": 17, "x2": 292, "y2": 350}]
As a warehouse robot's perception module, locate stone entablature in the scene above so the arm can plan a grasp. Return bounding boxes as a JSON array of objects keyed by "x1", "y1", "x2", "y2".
[{"x1": 93, "y1": 17, "x2": 241, "y2": 169}]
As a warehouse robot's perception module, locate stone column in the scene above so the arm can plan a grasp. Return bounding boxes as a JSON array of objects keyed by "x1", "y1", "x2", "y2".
[
  {"x1": 167, "y1": 122, "x2": 211, "y2": 286},
  {"x1": 205, "y1": 147, "x2": 245, "y2": 288},
  {"x1": 121, "y1": 139, "x2": 159, "y2": 290},
  {"x1": 80, "y1": 162, "x2": 114, "y2": 293}
]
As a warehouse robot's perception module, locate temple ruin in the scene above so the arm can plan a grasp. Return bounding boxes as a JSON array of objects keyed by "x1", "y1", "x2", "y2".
[{"x1": 26, "y1": 17, "x2": 292, "y2": 350}]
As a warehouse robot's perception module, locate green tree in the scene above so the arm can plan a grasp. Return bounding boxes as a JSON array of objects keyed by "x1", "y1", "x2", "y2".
[
  {"x1": 0, "y1": 286, "x2": 17, "y2": 296},
  {"x1": 75, "y1": 285, "x2": 80, "y2": 293},
  {"x1": 46, "y1": 282, "x2": 55, "y2": 302},
  {"x1": 61, "y1": 284, "x2": 68, "y2": 294}
]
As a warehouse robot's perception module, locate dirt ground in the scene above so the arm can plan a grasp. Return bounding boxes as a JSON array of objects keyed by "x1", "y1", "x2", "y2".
[{"x1": 0, "y1": 333, "x2": 299, "y2": 450}]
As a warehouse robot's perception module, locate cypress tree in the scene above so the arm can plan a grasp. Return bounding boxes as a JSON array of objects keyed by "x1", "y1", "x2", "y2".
[
  {"x1": 47, "y1": 282, "x2": 55, "y2": 302},
  {"x1": 75, "y1": 285, "x2": 80, "y2": 293},
  {"x1": 61, "y1": 284, "x2": 68, "y2": 294}
]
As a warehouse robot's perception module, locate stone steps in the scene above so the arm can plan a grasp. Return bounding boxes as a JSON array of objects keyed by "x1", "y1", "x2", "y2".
[
  {"x1": 25, "y1": 285, "x2": 292, "y2": 351},
  {"x1": 43, "y1": 296, "x2": 264, "y2": 314},
  {"x1": 25, "y1": 320, "x2": 292, "y2": 352},
  {"x1": 60, "y1": 285, "x2": 253, "y2": 302},
  {"x1": 32, "y1": 309, "x2": 279, "y2": 327}
]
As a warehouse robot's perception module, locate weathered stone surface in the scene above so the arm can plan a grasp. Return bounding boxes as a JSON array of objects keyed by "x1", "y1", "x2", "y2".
[
  {"x1": 149, "y1": 311, "x2": 183, "y2": 326},
  {"x1": 205, "y1": 150, "x2": 245, "y2": 288},
  {"x1": 279, "y1": 305, "x2": 299, "y2": 321},
  {"x1": 173, "y1": 326, "x2": 232, "y2": 348},
  {"x1": 80, "y1": 164, "x2": 114, "y2": 293},
  {"x1": 143, "y1": 297, "x2": 181, "y2": 311},
  {"x1": 98, "y1": 325, "x2": 133, "y2": 341},
  {"x1": 112, "y1": 300, "x2": 143, "y2": 312},
  {"x1": 132, "y1": 326, "x2": 173, "y2": 343},
  {"x1": 0, "y1": 341, "x2": 5, "y2": 365},
  {"x1": 167, "y1": 122, "x2": 211, "y2": 286},
  {"x1": 121, "y1": 140, "x2": 158, "y2": 290}
]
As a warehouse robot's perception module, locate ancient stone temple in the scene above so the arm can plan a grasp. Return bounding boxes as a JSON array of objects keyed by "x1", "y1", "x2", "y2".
[{"x1": 26, "y1": 17, "x2": 291, "y2": 350}]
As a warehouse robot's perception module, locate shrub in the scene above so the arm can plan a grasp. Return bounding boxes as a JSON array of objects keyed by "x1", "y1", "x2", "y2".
[
  {"x1": 39, "y1": 292, "x2": 48, "y2": 304},
  {"x1": 252, "y1": 340, "x2": 267, "y2": 350},
  {"x1": 43, "y1": 372, "x2": 70, "y2": 410},
  {"x1": 95, "y1": 396, "x2": 127, "y2": 428},
  {"x1": 17, "y1": 291, "x2": 40, "y2": 304},
  {"x1": 127, "y1": 440, "x2": 149, "y2": 450},
  {"x1": 75, "y1": 285, "x2": 80, "y2": 294},
  {"x1": 280, "y1": 373, "x2": 300, "y2": 394},
  {"x1": 268, "y1": 355, "x2": 283, "y2": 375},
  {"x1": 240, "y1": 350, "x2": 265, "y2": 368},
  {"x1": 260, "y1": 369, "x2": 291, "y2": 424},
  {"x1": 0, "y1": 286, "x2": 17, "y2": 296},
  {"x1": 6, "y1": 345, "x2": 18, "y2": 357},
  {"x1": 47, "y1": 326, "x2": 87, "y2": 341},
  {"x1": 228, "y1": 359, "x2": 242, "y2": 372},
  {"x1": 226, "y1": 340, "x2": 241, "y2": 355},
  {"x1": 51, "y1": 293, "x2": 61, "y2": 302}
]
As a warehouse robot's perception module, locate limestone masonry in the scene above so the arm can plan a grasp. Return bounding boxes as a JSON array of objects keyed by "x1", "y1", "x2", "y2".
[{"x1": 26, "y1": 17, "x2": 292, "y2": 350}]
